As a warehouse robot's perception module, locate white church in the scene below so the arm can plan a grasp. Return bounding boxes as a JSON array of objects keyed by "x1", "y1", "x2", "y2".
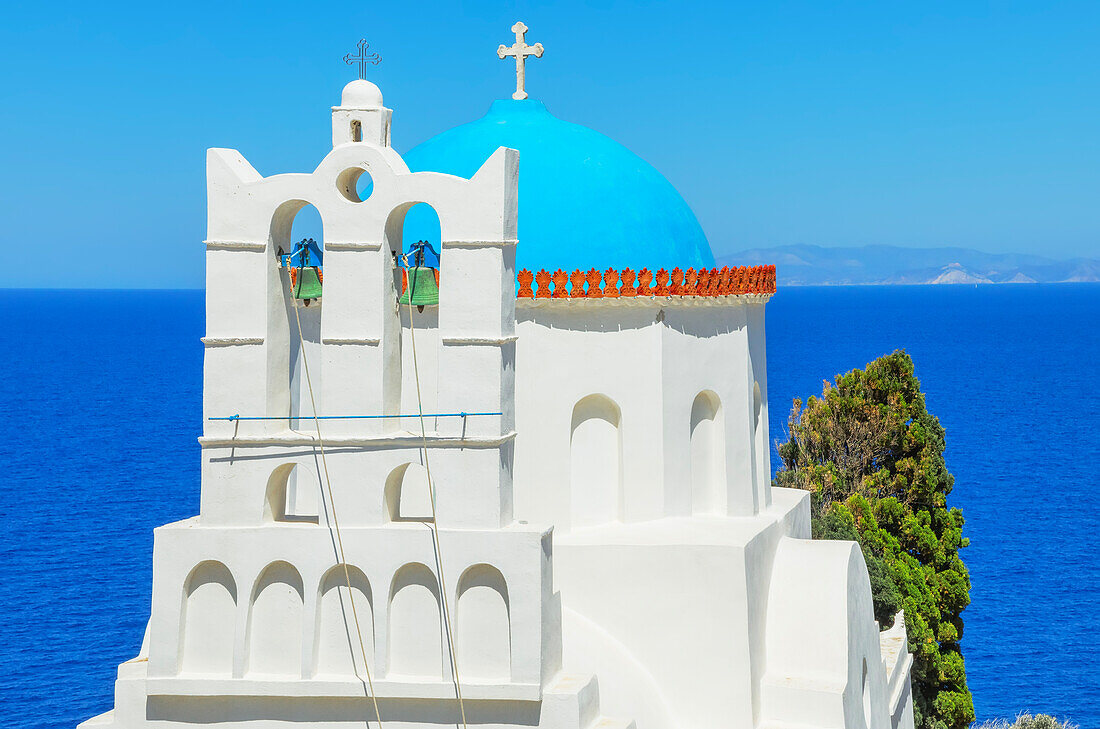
[{"x1": 81, "y1": 25, "x2": 916, "y2": 729}]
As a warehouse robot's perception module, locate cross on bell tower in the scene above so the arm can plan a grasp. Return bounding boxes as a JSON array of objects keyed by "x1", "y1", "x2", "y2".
[
  {"x1": 343, "y1": 39, "x2": 381, "y2": 80},
  {"x1": 497, "y1": 22, "x2": 544, "y2": 100}
]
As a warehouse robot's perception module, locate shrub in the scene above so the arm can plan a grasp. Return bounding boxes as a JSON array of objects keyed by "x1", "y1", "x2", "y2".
[{"x1": 775, "y1": 350, "x2": 973, "y2": 729}]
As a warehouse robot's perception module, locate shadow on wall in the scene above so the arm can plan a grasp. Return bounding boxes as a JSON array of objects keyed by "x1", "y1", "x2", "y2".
[
  {"x1": 147, "y1": 696, "x2": 543, "y2": 724},
  {"x1": 662, "y1": 307, "x2": 740, "y2": 338},
  {"x1": 751, "y1": 382, "x2": 766, "y2": 500},
  {"x1": 518, "y1": 306, "x2": 657, "y2": 333},
  {"x1": 384, "y1": 462, "x2": 435, "y2": 522},
  {"x1": 268, "y1": 201, "x2": 325, "y2": 429},
  {"x1": 264, "y1": 463, "x2": 321, "y2": 524}
]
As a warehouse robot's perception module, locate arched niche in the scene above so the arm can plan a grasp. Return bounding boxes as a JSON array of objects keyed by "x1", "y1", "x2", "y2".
[
  {"x1": 315, "y1": 565, "x2": 374, "y2": 677},
  {"x1": 247, "y1": 561, "x2": 304, "y2": 677},
  {"x1": 570, "y1": 394, "x2": 623, "y2": 528},
  {"x1": 263, "y1": 463, "x2": 320, "y2": 523},
  {"x1": 752, "y1": 382, "x2": 767, "y2": 493},
  {"x1": 690, "y1": 390, "x2": 725, "y2": 515},
  {"x1": 456, "y1": 564, "x2": 510, "y2": 680},
  {"x1": 384, "y1": 462, "x2": 435, "y2": 522},
  {"x1": 179, "y1": 561, "x2": 236, "y2": 676},
  {"x1": 269, "y1": 201, "x2": 325, "y2": 429},
  {"x1": 388, "y1": 563, "x2": 445, "y2": 679}
]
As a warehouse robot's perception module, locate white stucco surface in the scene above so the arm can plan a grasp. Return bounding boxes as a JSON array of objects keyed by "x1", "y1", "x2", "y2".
[{"x1": 80, "y1": 77, "x2": 913, "y2": 729}]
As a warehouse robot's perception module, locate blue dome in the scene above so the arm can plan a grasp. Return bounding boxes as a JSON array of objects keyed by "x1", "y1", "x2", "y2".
[{"x1": 402, "y1": 99, "x2": 714, "y2": 274}]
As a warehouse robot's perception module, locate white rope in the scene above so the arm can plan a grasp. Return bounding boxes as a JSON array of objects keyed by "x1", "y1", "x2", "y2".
[
  {"x1": 285, "y1": 274, "x2": 384, "y2": 729},
  {"x1": 402, "y1": 258, "x2": 470, "y2": 729}
]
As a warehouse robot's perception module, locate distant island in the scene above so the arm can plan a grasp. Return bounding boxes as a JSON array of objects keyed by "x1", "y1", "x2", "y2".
[{"x1": 717, "y1": 244, "x2": 1100, "y2": 286}]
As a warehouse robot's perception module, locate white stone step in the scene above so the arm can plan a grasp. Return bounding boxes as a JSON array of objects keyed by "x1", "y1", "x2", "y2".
[
  {"x1": 542, "y1": 672, "x2": 602, "y2": 729},
  {"x1": 587, "y1": 716, "x2": 637, "y2": 729}
]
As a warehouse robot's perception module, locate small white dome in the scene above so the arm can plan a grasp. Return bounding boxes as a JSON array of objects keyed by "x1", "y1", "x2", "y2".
[{"x1": 341, "y1": 79, "x2": 383, "y2": 108}]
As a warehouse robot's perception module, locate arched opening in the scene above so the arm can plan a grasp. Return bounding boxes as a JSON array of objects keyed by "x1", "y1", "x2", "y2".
[
  {"x1": 263, "y1": 463, "x2": 320, "y2": 523},
  {"x1": 380, "y1": 203, "x2": 442, "y2": 421},
  {"x1": 456, "y1": 564, "x2": 510, "y2": 680},
  {"x1": 388, "y1": 563, "x2": 445, "y2": 679},
  {"x1": 180, "y1": 561, "x2": 236, "y2": 676},
  {"x1": 270, "y1": 202, "x2": 325, "y2": 429},
  {"x1": 383, "y1": 462, "x2": 435, "y2": 522},
  {"x1": 570, "y1": 394, "x2": 622, "y2": 528},
  {"x1": 247, "y1": 561, "x2": 304, "y2": 677},
  {"x1": 385, "y1": 202, "x2": 441, "y2": 308},
  {"x1": 315, "y1": 566, "x2": 374, "y2": 677},
  {"x1": 690, "y1": 390, "x2": 725, "y2": 515}
]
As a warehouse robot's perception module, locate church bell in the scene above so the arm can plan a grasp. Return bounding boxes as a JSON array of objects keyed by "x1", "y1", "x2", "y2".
[
  {"x1": 280, "y1": 238, "x2": 324, "y2": 301},
  {"x1": 399, "y1": 267, "x2": 440, "y2": 306},
  {"x1": 398, "y1": 240, "x2": 440, "y2": 307},
  {"x1": 291, "y1": 266, "x2": 324, "y2": 300}
]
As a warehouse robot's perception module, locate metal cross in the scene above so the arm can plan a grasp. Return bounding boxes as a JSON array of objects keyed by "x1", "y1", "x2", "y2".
[
  {"x1": 497, "y1": 22, "x2": 543, "y2": 100},
  {"x1": 344, "y1": 39, "x2": 381, "y2": 80}
]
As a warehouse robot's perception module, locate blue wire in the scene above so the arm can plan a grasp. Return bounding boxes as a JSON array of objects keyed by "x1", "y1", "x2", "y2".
[{"x1": 209, "y1": 412, "x2": 502, "y2": 421}]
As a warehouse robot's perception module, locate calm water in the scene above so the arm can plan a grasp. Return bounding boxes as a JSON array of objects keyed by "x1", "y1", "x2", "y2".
[{"x1": 1, "y1": 285, "x2": 1097, "y2": 728}]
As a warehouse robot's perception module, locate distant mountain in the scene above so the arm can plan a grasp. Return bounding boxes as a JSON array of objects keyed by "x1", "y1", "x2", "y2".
[{"x1": 716, "y1": 244, "x2": 1100, "y2": 286}]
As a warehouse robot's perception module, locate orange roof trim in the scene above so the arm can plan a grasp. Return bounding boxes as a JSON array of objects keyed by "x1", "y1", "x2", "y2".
[{"x1": 517, "y1": 265, "x2": 776, "y2": 299}]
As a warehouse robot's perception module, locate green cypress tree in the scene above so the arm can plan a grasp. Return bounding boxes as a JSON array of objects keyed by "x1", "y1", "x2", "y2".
[{"x1": 774, "y1": 350, "x2": 974, "y2": 729}]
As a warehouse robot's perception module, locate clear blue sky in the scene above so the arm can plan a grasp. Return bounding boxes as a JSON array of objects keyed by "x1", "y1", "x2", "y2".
[{"x1": 3, "y1": 0, "x2": 1097, "y2": 288}]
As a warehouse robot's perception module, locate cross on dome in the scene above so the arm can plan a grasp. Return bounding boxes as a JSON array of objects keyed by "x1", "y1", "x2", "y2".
[
  {"x1": 343, "y1": 39, "x2": 381, "y2": 80},
  {"x1": 497, "y1": 22, "x2": 544, "y2": 100}
]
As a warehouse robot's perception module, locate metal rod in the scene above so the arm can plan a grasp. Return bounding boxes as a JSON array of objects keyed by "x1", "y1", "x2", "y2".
[{"x1": 208, "y1": 412, "x2": 503, "y2": 422}]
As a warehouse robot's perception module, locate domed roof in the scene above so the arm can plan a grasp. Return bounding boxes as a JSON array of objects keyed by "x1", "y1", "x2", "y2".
[
  {"x1": 402, "y1": 99, "x2": 713, "y2": 274},
  {"x1": 340, "y1": 79, "x2": 383, "y2": 108}
]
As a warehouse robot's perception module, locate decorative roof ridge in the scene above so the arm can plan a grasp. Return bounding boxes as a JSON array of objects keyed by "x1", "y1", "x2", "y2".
[{"x1": 516, "y1": 265, "x2": 776, "y2": 299}]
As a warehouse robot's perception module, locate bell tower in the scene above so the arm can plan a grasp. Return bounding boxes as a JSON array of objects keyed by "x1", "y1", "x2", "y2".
[
  {"x1": 115, "y1": 72, "x2": 602, "y2": 726},
  {"x1": 333, "y1": 79, "x2": 392, "y2": 147}
]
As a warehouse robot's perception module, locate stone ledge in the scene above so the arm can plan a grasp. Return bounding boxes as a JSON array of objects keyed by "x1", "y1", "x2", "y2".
[
  {"x1": 145, "y1": 675, "x2": 541, "y2": 701},
  {"x1": 442, "y1": 239, "x2": 519, "y2": 248},
  {"x1": 199, "y1": 430, "x2": 516, "y2": 449},
  {"x1": 441, "y1": 335, "x2": 519, "y2": 345},
  {"x1": 325, "y1": 241, "x2": 383, "y2": 251},
  {"x1": 321, "y1": 337, "x2": 381, "y2": 345},
  {"x1": 205, "y1": 240, "x2": 266, "y2": 252},
  {"x1": 201, "y1": 337, "x2": 264, "y2": 347}
]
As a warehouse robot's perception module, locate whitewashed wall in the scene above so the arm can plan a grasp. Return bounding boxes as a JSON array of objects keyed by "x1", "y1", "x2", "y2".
[{"x1": 512, "y1": 298, "x2": 771, "y2": 531}]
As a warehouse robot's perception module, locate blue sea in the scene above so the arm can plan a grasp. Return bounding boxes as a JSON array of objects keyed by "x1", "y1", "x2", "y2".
[{"x1": 2, "y1": 285, "x2": 1097, "y2": 728}]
